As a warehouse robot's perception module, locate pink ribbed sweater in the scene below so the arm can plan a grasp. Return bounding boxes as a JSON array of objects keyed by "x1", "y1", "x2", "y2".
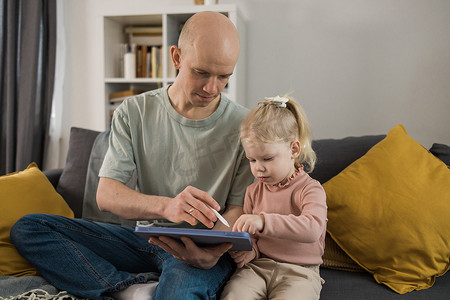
[{"x1": 244, "y1": 167, "x2": 327, "y2": 265}]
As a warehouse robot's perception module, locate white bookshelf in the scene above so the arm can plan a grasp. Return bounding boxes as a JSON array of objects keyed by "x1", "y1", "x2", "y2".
[{"x1": 102, "y1": 4, "x2": 246, "y2": 126}]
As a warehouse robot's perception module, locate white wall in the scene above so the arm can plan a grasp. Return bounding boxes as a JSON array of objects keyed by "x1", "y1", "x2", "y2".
[
  {"x1": 56, "y1": 0, "x2": 450, "y2": 167},
  {"x1": 239, "y1": 0, "x2": 450, "y2": 148}
]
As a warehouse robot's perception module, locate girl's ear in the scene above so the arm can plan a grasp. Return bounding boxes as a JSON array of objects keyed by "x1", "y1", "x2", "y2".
[
  {"x1": 170, "y1": 45, "x2": 181, "y2": 69},
  {"x1": 290, "y1": 140, "x2": 301, "y2": 159}
]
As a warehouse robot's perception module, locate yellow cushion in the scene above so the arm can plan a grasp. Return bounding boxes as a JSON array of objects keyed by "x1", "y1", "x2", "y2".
[
  {"x1": 0, "y1": 163, "x2": 74, "y2": 276},
  {"x1": 323, "y1": 124, "x2": 450, "y2": 294}
]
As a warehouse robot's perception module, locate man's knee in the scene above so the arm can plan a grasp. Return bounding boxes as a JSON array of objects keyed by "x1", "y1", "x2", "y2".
[{"x1": 10, "y1": 213, "x2": 46, "y2": 247}]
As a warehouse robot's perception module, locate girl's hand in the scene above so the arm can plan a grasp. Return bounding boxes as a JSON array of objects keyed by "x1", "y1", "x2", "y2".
[
  {"x1": 233, "y1": 214, "x2": 264, "y2": 235},
  {"x1": 229, "y1": 249, "x2": 256, "y2": 268}
]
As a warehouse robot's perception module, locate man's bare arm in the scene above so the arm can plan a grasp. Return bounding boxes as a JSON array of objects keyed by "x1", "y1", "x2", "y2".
[
  {"x1": 97, "y1": 177, "x2": 218, "y2": 228},
  {"x1": 97, "y1": 177, "x2": 165, "y2": 220}
]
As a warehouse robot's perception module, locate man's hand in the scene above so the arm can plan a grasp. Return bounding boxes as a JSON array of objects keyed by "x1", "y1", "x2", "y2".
[
  {"x1": 229, "y1": 249, "x2": 256, "y2": 268},
  {"x1": 97, "y1": 180, "x2": 221, "y2": 228},
  {"x1": 164, "y1": 185, "x2": 221, "y2": 228},
  {"x1": 149, "y1": 236, "x2": 232, "y2": 269},
  {"x1": 149, "y1": 204, "x2": 243, "y2": 268},
  {"x1": 233, "y1": 214, "x2": 264, "y2": 235}
]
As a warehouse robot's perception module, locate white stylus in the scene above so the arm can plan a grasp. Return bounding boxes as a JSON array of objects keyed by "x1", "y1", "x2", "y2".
[{"x1": 206, "y1": 204, "x2": 230, "y2": 227}]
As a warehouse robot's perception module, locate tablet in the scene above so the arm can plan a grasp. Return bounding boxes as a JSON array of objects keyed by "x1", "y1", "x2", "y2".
[{"x1": 134, "y1": 226, "x2": 253, "y2": 251}]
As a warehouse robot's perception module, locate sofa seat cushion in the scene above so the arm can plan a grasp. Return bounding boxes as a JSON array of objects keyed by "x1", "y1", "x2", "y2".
[
  {"x1": 320, "y1": 267, "x2": 450, "y2": 300},
  {"x1": 0, "y1": 163, "x2": 74, "y2": 277},
  {"x1": 323, "y1": 124, "x2": 450, "y2": 294}
]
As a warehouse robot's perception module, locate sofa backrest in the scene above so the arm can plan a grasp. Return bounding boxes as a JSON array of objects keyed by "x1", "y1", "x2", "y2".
[
  {"x1": 310, "y1": 135, "x2": 385, "y2": 184},
  {"x1": 56, "y1": 127, "x2": 100, "y2": 218},
  {"x1": 56, "y1": 127, "x2": 388, "y2": 218}
]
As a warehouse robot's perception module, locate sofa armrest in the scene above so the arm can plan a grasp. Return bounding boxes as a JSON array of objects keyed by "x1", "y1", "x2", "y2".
[{"x1": 43, "y1": 168, "x2": 63, "y2": 189}]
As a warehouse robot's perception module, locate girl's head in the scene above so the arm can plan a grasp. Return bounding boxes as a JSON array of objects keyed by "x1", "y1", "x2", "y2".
[{"x1": 240, "y1": 95, "x2": 316, "y2": 184}]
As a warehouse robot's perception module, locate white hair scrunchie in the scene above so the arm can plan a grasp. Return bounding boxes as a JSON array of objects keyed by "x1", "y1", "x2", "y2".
[{"x1": 263, "y1": 96, "x2": 289, "y2": 108}]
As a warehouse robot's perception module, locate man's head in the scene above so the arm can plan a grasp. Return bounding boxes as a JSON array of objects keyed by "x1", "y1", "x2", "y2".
[{"x1": 169, "y1": 11, "x2": 240, "y2": 112}]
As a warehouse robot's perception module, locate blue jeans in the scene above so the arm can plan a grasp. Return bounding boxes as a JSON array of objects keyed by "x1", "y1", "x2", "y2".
[{"x1": 10, "y1": 214, "x2": 235, "y2": 300}]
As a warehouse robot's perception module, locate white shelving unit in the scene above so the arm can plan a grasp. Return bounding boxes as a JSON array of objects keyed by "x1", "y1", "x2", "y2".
[{"x1": 102, "y1": 4, "x2": 246, "y2": 126}]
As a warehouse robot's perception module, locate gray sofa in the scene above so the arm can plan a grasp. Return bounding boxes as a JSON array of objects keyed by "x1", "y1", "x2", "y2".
[{"x1": 16, "y1": 127, "x2": 450, "y2": 299}]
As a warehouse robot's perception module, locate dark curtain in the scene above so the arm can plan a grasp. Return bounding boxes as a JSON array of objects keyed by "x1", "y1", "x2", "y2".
[{"x1": 0, "y1": 0, "x2": 56, "y2": 175}]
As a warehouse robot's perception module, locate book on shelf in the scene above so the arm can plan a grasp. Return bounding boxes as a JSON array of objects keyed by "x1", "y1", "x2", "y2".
[
  {"x1": 109, "y1": 89, "x2": 144, "y2": 103},
  {"x1": 118, "y1": 43, "x2": 128, "y2": 78},
  {"x1": 125, "y1": 26, "x2": 163, "y2": 36},
  {"x1": 118, "y1": 24, "x2": 163, "y2": 78},
  {"x1": 140, "y1": 45, "x2": 156, "y2": 78},
  {"x1": 136, "y1": 45, "x2": 142, "y2": 77},
  {"x1": 129, "y1": 35, "x2": 162, "y2": 47},
  {"x1": 126, "y1": 26, "x2": 162, "y2": 57},
  {"x1": 119, "y1": 43, "x2": 163, "y2": 78},
  {"x1": 145, "y1": 49, "x2": 151, "y2": 78},
  {"x1": 151, "y1": 45, "x2": 162, "y2": 78}
]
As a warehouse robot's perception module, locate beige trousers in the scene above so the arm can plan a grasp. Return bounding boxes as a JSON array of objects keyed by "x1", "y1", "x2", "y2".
[{"x1": 221, "y1": 258, "x2": 323, "y2": 300}]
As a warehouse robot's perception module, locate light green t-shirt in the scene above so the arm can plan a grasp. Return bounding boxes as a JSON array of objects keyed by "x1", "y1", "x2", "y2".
[{"x1": 99, "y1": 86, "x2": 253, "y2": 228}]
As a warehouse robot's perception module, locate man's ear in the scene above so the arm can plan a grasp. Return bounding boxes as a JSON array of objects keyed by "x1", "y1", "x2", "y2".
[
  {"x1": 290, "y1": 140, "x2": 301, "y2": 159},
  {"x1": 170, "y1": 45, "x2": 181, "y2": 69}
]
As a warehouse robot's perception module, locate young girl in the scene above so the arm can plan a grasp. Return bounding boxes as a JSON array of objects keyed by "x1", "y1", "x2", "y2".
[{"x1": 221, "y1": 96, "x2": 327, "y2": 300}]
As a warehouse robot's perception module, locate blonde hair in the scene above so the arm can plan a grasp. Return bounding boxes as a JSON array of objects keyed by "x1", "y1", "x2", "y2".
[{"x1": 240, "y1": 95, "x2": 316, "y2": 173}]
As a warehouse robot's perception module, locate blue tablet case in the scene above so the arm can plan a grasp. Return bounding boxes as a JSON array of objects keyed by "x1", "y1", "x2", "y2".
[{"x1": 134, "y1": 226, "x2": 253, "y2": 251}]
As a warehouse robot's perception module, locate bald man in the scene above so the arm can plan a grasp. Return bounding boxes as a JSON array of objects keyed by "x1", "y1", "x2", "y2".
[{"x1": 11, "y1": 11, "x2": 253, "y2": 300}]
